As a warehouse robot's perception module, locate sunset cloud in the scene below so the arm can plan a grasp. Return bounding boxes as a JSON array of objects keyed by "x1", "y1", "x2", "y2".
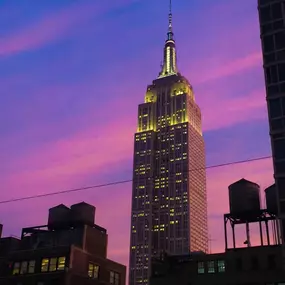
[
  {"x1": 202, "y1": 89, "x2": 267, "y2": 131},
  {"x1": 0, "y1": 0, "x2": 134, "y2": 57}
]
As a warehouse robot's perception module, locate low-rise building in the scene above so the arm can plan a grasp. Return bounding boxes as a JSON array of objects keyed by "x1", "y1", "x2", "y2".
[
  {"x1": 0, "y1": 202, "x2": 126, "y2": 285},
  {"x1": 150, "y1": 245, "x2": 284, "y2": 285}
]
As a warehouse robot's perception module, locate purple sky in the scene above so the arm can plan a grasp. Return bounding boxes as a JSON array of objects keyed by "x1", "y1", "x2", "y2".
[{"x1": 0, "y1": 0, "x2": 274, "y2": 269}]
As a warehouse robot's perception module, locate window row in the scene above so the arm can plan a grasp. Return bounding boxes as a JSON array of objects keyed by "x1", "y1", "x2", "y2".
[
  {"x1": 261, "y1": 19, "x2": 284, "y2": 35},
  {"x1": 263, "y1": 31, "x2": 285, "y2": 53},
  {"x1": 266, "y1": 64, "x2": 285, "y2": 85},
  {"x1": 264, "y1": 49, "x2": 285, "y2": 65},
  {"x1": 197, "y1": 260, "x2": 225, "y2": 274},
  {"x1": 12, "y1": 257, "x2": 65, "y2": 275},
  {"x1": 13, "y1": 259, "x2": 120, "y2": 284},
  {"x1": 267, "y1": 82, "x2": 285, "y2": 97},
  {"x1": 268, "y1": 97, "x2": 285, "y2": 119},
  {"x1": 259, "y1": 2, "x2": 283, "y2": 23}
]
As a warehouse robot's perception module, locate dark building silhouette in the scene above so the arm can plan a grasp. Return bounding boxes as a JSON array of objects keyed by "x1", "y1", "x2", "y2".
[
  {"x1": 258, "y1": 0, "x2": 285, "y2": 245},
  {"x1": 0, "y1": 202, "x2": 126, "y2": 285},
  {"x1": 149, "y1": 179, "x2": 285, "y2": 285},
  {"x1": 129, "y1": 2, "x2": 207, "y2": 285}
]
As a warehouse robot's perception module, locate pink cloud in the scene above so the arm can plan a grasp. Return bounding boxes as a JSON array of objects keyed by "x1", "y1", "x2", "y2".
[
  {"x1": 201, "y1": 89, "x2": 267, "y2": 131},
  {"x1": 2, "y1": 117, "x2": 134, "y2": 199},
  {"x1": 190, "y1": 51, "x2": 262, "y2": 85},
  {"x1": 0, "y1": 0, "x2": 134, "y2": 57}
]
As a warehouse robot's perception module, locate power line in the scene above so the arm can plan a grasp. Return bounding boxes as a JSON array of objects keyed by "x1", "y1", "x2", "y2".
[{"x1": 0, "y1": 155, "x2": 272, "y2": 206}]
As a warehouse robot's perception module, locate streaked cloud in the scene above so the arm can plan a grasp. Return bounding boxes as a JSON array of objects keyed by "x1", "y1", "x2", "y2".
[{"x1": 0, "y1": 0, "x2": 134, "y2": 57}]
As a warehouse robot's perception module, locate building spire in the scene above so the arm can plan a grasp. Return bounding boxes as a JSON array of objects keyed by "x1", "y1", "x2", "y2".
[
  {"x1": 168, "y1": 0, "x2": 173, "y2": 40},
  {"x1": 158, "y1": 0, "x2": 178, "y2": 78}
]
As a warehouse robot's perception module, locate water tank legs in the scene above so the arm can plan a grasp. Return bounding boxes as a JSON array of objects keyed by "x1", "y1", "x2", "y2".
[
  {"x1": 272, "y1": 220, "x2": 277, "y2": 245},
  {"x1": 231, "y1": 223, "x2": 236, "y2": 249},
  {"x1": 265, "y1": 220, "x2": 270, "y2": 245},
  {"x1": 246, "y1": 222, "x2": 251, "y2": 247},
  {"x1": 224, "y1": 217, "x2": 228, "y2": 250},
  {"x1": 276, "y1": 218, "x2": 281, "y2": 245},
  {"x1": 259, "y1": 221, "x2": 263, "y2": 246}
]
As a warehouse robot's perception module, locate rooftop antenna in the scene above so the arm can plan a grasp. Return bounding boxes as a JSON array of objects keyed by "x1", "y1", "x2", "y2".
[{"x1": 168, "y1": 0, "x2": 173, "y2": 35}]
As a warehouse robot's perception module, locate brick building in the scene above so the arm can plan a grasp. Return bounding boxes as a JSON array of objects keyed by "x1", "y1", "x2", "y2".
[{"x1": 0, "y1": 202, "x2": 126, "y2": 285}]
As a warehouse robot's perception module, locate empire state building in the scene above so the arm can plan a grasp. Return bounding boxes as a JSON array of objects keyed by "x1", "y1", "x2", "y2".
[{"x1": 129, "y1": 2, "x2": 208, "y2": 284}]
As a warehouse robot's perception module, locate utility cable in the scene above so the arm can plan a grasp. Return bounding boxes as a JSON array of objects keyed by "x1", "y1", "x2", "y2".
[{"x1": 0, "y1": 155, "x2": 272, "y2": 205}]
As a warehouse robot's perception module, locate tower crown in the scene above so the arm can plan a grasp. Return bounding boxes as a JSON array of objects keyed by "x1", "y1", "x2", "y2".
[{"x1": 158, "y1": 0, "x2": 178, "y2": 78}]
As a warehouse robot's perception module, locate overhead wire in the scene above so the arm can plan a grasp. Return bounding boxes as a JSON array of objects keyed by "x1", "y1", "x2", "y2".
[{"x1": 0, "y1": 155, "x2": 272, "y2": 205}]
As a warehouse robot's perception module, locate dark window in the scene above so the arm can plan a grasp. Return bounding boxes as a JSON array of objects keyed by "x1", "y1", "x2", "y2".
[
  {"x1": 267, "y1": 85, "x2": 279, "y2": 97},
  {"x1": 278, "y1": 63, "x2": 285, "y2": 81},
  {"x1": 262, "y1": 23, "x2": 273, "y2": 34},
  {"x1": 264, "y1": 35, "x2": 274, "y2": 52},
  {"x1": 13, "y1": 260, "x2": 36, "y2": 275},
  {"x1": 274, "y1": 139, "x2": 285, "y2": 159},
  {"x1": 277, "y1": 50, "x2": 285, "y2": 61},
  {"x1": 275, "y1": 160, "x2": 285, "y2": 174},
  {"x1": 276, "y1": 32, "x2": 285, "y2": 50},
  {"x1": 207, "y1": 261, "x2": 215, "y2": 273},
  {"x1": 269, "y1": 98, "x2": 282, "y2": 118},
  {"x1": 271, "y1": 118, "x2": 283, "y2": 131},
  {"x1": 280, "y1": 201, "x2": 285, "y2": 214},
  {"x1": 272, "y1": 3, "x2": 282, "y2": 19},
  {"x1": 271, "y1": 65, "x2": 278, "y2": 83},
  {"x1": 110, "y1": 271, "x2": 120, "y2": 285},
  {"x1": 251, "y1": 256, "x2": 259, "y2": 270},
  {"x1": 282, "y1": 98, "x2": 285, "y2": 114},
  {"x1": 277, "y1": 177, "x2": 285, "y2": 199},
  {"x1": 273, "y1": 20, "x2": 283, "y2": 30},
  {"x1": 269, "y1": 65, "x2": 278, "y2": 83},
  {"x1": 268, "y1": 254, "x2": 276, "y2": 269},
  {"x1": 260, "y1": 6, "x2": 271, "y2": 22},
  {"x1": 217, "y1": 260, "x2": 226, "y2": 272},
  {"x1": 236, "y1": 258, "x2": 242, "y2": 271},
  {"x1": 280, "y1": 83, "x2": 285, "y2": 93}
]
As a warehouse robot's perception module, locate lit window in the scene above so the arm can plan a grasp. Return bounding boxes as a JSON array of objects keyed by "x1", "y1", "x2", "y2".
[
  {"x1": 110, "y1": 271, "x2": 120, "y2": 285},
  {"x1": 41, "y1": 259, "x2": 49, "y2": 272},
  {"x1": 49, "y1": 258, "x2": 57, "y2": 272},
  {"x1": 88, "y1": 263, "x2": 99, "y2": 279},
  {"x1": 57, "y1": 257, "x2": 65, "y2": 271},
  {"x1": 41, "y1": 257, "x2": 65, "y2": 272},
  {"x1": 197, "y1": 261, "x2": 204, "y2": 274},
  {"x1": 20, "y1": 261, "x2": 28, "y2": 274},
  {"x1": 12, "y1": 262, "x2": 20, "y2": 275},
  {"x1": 208, "y1": 261, "x2": 215, "y2": 273},
  {"x1": 28, "y1": 260, "x2": 36, "y2": 274},
  {"x1": 217, "y1": 260, "x2": 225, "y2": 272}
]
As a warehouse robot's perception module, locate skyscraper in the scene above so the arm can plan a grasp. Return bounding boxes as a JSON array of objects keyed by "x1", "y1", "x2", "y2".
[
  {"x1": 128, "y1": 2, "x2": 208, "y2": 285},
  {"x1": 258, "y1": 0, "x2": 285, "y2": 245}
]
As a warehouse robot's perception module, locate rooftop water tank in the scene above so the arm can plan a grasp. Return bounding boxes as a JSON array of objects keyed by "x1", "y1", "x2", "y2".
[
  {"x1": 48, "y1": 204, "x2": 71, "y2": 230},
  {"x1": 229, "y1": 178, "x2": 261, "y2": 218},
  {"x1": 265, "y1": 184, "x2": 278, "y2": 214},
  {"x1": 70, "y1": 202, "x2": 95, "y2": 226}
]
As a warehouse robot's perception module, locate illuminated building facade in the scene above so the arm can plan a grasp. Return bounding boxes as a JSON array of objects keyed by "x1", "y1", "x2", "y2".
[{"x1": 129, "y1": 2, "x2": 208, "y2": 285}]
